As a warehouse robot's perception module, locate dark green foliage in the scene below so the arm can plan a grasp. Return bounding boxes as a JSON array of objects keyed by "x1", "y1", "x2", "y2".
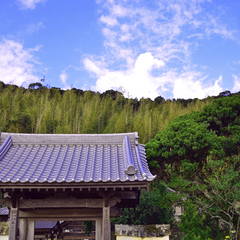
[
  {"x1": 176, "y1": 202, "x2": 213, "y2": 240},
  {"x1": 146, "y1": 94, "x2": 240, "y2": 239},
  {"x1": 146, "y1": 94, "x2": 240, "y2": 180},
  {"x1": 83, "y1": 221, "x2": 95, "y2": 236},
  {"x1": 28, "y1": 82, "x2": 43, "y2": 89},
  {"x1": 112, "y1": 185, "x2": 174, "y2": 226},
  {"x1": 218, "y1": 90, "x2": 231, "y2": 97},
  {"x1": 154, "y1": 96, "x2": 165, "y2": 104},
  {"x1": 168, "y1": 155, "x2": 240, "y2": 240},
  {"x1": 4, "y1": 112, "x2": 32, "y2": 133},
  {"x1": 100, "y1": 89, "x2": 123, "y2": 100}
]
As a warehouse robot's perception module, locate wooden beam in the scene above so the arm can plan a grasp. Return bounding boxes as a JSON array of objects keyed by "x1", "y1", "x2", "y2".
[
  {"x1": 19, "y1": 198, "x2": 104, "y2": 209},
  {"x1": 19, "y1": 207, "x2": 120, "y2": 221},
  {"x1": 19, "y1": 207, "x2": 120, "y2": 219},
  {"x1": 19, "y1": 208, "x2": 103, "y2": 218},
  {"x1": 23, "y1": 217, "x2": 102, "y2": 221},
  {"x1": 19, "y1": 197, "x2": 121, "y2": 209}
]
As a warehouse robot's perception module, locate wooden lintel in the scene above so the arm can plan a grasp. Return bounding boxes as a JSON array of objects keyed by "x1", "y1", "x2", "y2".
[
  {"x1": 18, "y1": 207, "x2": 120, "y2": 218},
  {"x1": 114, "y1": 191, "x2": 137, "y2": 199},
  {"x1": 19, "y1": 196, "x2": 121, "y2": 209},
  {"x1": 19, "y1": 208, "x2": 102, "y2": 218},
  {"x1": 24, "y1": 217, "x2": 102, "y2": 221},
  {"x1": 19, "y1": 198, "x2": 103, "y2": 209}
]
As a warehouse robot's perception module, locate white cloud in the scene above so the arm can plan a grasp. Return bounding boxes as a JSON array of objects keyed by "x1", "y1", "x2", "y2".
[
  {"x1": 59, "y1": 72, "x2": 68, "y2": 84},
  {"x1": 27, "y1": 22, "x2": 45, "y2": 33},
  {"x1": 0, "y1": 39, "x2": 41, "y2": 86},
  {"x1": 173, "y1": 75, "x2": 222, "y2": 99},
  {"x1": 84, "y1": 52, "x2": 165, "y2": 99},
  {"x1": 83, "y1": 59, "x2": 105, "y2": 77},
  {"x1": 99, "y1": 15, "x2": 118, "y2": 27},
  {"x1": 232, "y1": 74, "x2": 240, "y2": 93},
  {"x1": 83, "y1": 0, "x2": 235, "y2": 99},
  {"x1": 59, "y1": 65, "x2": 82, "y2": 89},
  {"x1": 17, "y1": 0, "x2": 46, "y2": 10},
  {"x1": 96, "y1": 0, "x2": 235, "y2": 64}
]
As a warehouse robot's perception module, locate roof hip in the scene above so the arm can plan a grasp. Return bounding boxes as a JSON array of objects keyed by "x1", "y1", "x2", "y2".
[{"x1": 0, "y1": 135, "x2": 12, "y2": 161}]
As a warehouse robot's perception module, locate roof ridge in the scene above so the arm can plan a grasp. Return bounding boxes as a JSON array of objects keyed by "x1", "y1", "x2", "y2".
[{"x1": 0, "y1": 132, "x2": 138, "y2": 145}]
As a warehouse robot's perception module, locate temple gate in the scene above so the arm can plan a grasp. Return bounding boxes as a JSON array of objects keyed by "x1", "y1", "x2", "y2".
[{"x1": 0, "y1": 132, "x2": 155, "y2": 240}]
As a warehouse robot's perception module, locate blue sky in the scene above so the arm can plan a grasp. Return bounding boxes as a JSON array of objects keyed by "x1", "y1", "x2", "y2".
[{"x1": 1, "y1": 0, "x2": 240, "y2": 100}]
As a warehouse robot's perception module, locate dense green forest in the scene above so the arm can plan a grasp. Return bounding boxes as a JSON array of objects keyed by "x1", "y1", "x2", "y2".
[
  {"x1": 1, "y1": 81, "x2": 239, "y2": 239},
  {"x1": 0, "y1": 81, "x2": 221, "y2": 143}
]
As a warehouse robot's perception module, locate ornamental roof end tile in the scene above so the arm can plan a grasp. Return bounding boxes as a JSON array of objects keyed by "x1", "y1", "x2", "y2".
[{"x1": 0, "y1": 132, "x2": 156, "y2": 185}]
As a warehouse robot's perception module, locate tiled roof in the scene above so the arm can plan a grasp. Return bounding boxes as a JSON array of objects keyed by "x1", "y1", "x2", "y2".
[
  {"x1": 0, "y1": 132, "x2": 155, "y2": 184},
  {"x1": 35, "y1": 221, "x2": 58, "y2": 229},
  {"x1": 0, "y1": 207, "x2": 8, "y2": 215}
]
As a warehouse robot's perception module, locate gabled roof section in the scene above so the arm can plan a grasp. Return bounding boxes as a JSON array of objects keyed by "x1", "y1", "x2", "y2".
[{"x1": 0, "y1": 132, "x2": 156, "y2": 185}]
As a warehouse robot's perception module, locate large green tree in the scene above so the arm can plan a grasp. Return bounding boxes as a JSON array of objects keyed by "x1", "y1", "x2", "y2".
[
  {"x1": 146, "y1": 94, "x2": 240, "y2": 180},
  {"x1": 146, "y1": 94, "x2": 240, "y2": 239}
]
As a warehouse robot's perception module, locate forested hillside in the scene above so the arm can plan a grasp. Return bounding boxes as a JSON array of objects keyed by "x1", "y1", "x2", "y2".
[{"x1": 0, "y1": 81, "x2": 217, "y2": 143}]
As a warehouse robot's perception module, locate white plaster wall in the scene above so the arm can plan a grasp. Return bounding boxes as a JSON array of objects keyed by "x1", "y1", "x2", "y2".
[{"x1": 0, "y1": 236, "x2": 8, "y2": 240}]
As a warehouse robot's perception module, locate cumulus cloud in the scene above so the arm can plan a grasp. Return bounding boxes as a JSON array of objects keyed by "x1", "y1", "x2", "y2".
[
  {"x1": 17, "y1": 0, "x2": 46, "y2": 10},
  {"x1": 84, "y1": 52, "x2": 165, "y2": 99},
  {"x1": 232, "y1": 74, "x2": 240, "y2": 93},
  {"x1": 173, "y1": 75, "x2": 222, "y2": 99},
  {"x1": 83, "y1": 0, "x2": 236, "y2": 99},
  {"x1": 0, "y1": 39, "x2": 41, "y2": 86}
]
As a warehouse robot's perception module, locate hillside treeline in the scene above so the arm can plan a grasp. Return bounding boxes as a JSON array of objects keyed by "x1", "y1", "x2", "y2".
[{"x1": 0, "y1": 81, "x2": 229, "y2": 144}]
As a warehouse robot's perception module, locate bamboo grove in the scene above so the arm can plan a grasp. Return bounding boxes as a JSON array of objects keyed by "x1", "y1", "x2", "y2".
[{"x1": 0, "y1": 81, "x2": 216, "y2": 144}]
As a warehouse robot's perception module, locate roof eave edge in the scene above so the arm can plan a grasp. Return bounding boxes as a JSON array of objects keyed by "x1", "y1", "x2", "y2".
[{"x1": 0, "y1": 135, "x2": 12, "y2": 161}]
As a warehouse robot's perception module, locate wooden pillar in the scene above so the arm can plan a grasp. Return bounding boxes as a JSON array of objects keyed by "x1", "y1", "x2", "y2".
[
  {"x1": 102, "y1": 199, "x2": 111, "y2": 240},
  {"x1": 19, "y1": 218, "x2": 28, "y2": 240},
  {"x1": 9, "y1": 207, "x2": 19, "y2": 240},
  {"x1": 96, "y1": 219, "x2": 102, "y2": 240},
  {"x1": 27, "y1": 219, "x2": 35, "y2": 240}
]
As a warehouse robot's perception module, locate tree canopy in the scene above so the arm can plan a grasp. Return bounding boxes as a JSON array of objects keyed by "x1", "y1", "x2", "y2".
[
  {"x1": 146, "y1": 94, "x2": 240, "y2": 239},
  {"x1": 146, "y1": 94, "x2": 240, "y2": 180}
]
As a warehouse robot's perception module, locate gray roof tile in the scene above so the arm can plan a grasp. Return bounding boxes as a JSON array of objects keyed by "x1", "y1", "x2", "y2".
[
  {"x1": 0, "y1": 207, "x2": 8, "y2": 215},
  {"x1": 0, "y1": 132, "x2": 156, "y2": 184}
]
